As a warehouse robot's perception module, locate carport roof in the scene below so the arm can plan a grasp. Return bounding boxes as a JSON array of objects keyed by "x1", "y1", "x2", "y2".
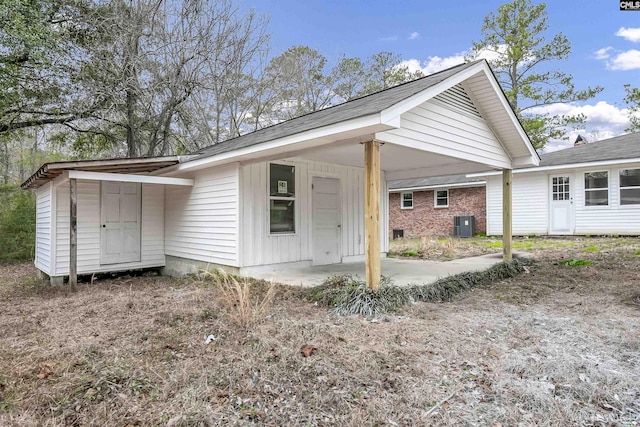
[{"x1": 190, "y1": 60, "x2": 483, "y2": 161}]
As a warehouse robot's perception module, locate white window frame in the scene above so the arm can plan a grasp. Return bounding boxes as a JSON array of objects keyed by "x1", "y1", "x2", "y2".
[
  {"x1": 434, "y1": 189, "x2": 449, "y2": 208},
  {"x1": 268, "y1": 163, "x2": 296, "y2": 235},
  {"x1": 584, "y1": 170, "x2": 609, "y2": 207},
  {"x1": 619, "y1": 168, "x2": 640, "y2": 206},
  {"x1": 400, "y1": 192, "x2": 413, "y2": 209}
]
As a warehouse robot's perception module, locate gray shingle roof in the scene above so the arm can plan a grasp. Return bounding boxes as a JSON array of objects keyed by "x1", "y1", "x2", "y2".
[
  {"x1": 190, "y1": 60, "x2": 484, "y2": 161},
  {"x1": 388, "y1": 174, "x2": 485, "y2": 190},
  {"x1": 539, "y1": 132, "x2": 640, "y2": 167}
]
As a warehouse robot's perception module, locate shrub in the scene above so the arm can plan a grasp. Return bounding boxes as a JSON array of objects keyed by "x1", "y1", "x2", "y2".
[
  {"x1": 0, "y1": 184, "x2": 35, "y2": 263},
  {"x1": 309, "y1": 259, "x2": 532, "y2": 316}
]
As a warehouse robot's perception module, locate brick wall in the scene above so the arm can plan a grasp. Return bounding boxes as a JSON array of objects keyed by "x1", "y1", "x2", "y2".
[{"x1": 389, "y1": 186, "x2": 486, "y2": 237}]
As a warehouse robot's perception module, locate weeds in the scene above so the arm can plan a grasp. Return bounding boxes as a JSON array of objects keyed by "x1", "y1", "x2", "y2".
[
  {"x1": 559, "y1": 259, "x2": 593, "y2": 266},
  {"x1": 199, "y1": 269, "x2": 276, "y2": 329}
]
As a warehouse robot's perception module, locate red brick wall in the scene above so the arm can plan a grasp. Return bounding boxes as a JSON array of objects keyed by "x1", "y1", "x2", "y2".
[{"x1": 389, "y1": 186, "x2": 486, "y2": 237}]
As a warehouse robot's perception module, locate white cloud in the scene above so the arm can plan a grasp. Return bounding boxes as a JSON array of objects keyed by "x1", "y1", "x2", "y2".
[
  {"x1": 594, "y1": 47, "x2": 612, "y2": 60},
  {"x1": 378, "y1": 35, "x2": 398, "y2": 41},
  {"x1": 527, "y1": 101, "x2": 632, "y2": 153},
  {"x1": 399, "y1": 45, "x2": 516, "y2": 76},
  {"x1": 408, "y1": 32, "x2": 420, "y2": 40},
  {"x1": 616, "y1": 27, "x2": 640, "y2": 42},
  {"x1": 608, "y1": 49, "x2": 640, "y2": 70}
]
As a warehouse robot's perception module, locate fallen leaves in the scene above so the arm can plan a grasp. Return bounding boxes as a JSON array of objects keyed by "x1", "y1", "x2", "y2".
[{"x1": 300, "y1": 344, "x2": 317, "y2": 357}]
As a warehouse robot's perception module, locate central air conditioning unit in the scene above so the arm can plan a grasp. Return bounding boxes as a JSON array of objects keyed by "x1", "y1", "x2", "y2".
[{"x1": 453, "y1": 216, "x2": 475, "y2": 238}]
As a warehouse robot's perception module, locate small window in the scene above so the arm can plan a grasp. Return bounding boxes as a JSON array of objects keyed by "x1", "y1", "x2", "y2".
[
  {"x1": 584, "y1": 171, "x2": 608, "y2": 206},
  {"x1": 434, "y1": 189, "x2": 449, "y2": 207},
  {"x1": 269, "y1": 164, "x2": 295, "y2": 233},
  {"x1": 551, "y1": 176, "x2": 570, "y2": 201},
  {"x1": 620, "y1": 168, "x2": 640, "y2": 205},
  {"x1": 401, "y1": 192, "x2": 413, "y2": 209}
]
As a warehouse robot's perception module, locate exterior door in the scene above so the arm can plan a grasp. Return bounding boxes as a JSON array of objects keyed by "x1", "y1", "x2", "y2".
[
  {"x1": 549, "y1": 175, "x2": 573, "y2": 234},
  {"x1": 101, "y1": 181, "x2": 141, "y2": 264},
  {"x1": 312, "y1": 177, "x2": 341, "y2": 265}
]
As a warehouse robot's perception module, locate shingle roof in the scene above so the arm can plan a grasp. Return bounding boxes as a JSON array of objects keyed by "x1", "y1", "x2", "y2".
[
  {"x1": 388, "y1": 174, "x2": 485, "y2": 190},
  {"x1": 539, "y1": 132, "x2": 640, "y2": 167},
  {"x1": 190, "y1": 60, "x2": 484, "y2": 161}
]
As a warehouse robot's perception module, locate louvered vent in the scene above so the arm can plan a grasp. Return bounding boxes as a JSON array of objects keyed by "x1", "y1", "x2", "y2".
[{"x1": 432, "y1": 85, "x2": 482, "y2": 119}]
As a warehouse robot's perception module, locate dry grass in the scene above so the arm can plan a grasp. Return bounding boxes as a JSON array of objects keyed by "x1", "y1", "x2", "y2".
[{"x1": 1, "y1": 238, "x2": 639, "y2": 426}]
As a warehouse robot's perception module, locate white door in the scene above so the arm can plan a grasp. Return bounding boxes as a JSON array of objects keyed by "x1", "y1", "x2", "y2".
[
  {"x1": 312, "y1": 177, "x2": 341, "y2": 265},
  {"x1": 101, "y1": 181, "x2": 141, "y2": 264},
  {"x1": 549, "y1": 175, "x2": 573, "y2": 234}
]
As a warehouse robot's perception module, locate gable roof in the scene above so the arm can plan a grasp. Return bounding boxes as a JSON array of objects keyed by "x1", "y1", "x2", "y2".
[
  {"x1": 190, "y1": 60, "x2": 484, "y2": 161},
  {"x1": 540, "y1": 132, "x2": 640, "y2": 167},
  {"x1": 388, "y1": 174, "x2": 485, "y2": 191}
]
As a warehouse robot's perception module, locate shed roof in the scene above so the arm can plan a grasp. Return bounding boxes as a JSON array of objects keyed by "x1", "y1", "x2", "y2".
[
  {"x1": 21, "y1": 157, "x2": 179, "y2": 189},
  {"x1": 539, "y1": 132, "x2": 640, "y2": 167},
  {"x1": 191, "y1": 60, "x2": 484, "y2": 160}
]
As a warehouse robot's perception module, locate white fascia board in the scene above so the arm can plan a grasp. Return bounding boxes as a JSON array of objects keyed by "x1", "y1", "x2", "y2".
[
  {"x1": 467, "y1": 157, "x2": 640, "y2": 178},
  {"x1": 389, "y1": 181, "x2": 486, "y2": 193},
  {"x1": 379, "y1": 61, "x2": 486, "y2": 124},
  {"x1": 175, "y1": 114, "x2": 389, "y2": 173},
  {"x1": 68, "y1": 170, "x2": 194, "y2": 186},
  {"x1": 477, "y1": 61, "x2": 539, "y2": 164}
]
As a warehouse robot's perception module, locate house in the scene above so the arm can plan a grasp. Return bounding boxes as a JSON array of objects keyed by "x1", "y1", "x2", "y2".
[
  {"x1": 388, "y1": 174, "x2": 486, "y2": 238},
  {"x1": 474, "y1": 132, "x2": 640, "y2": 236},
  {"x1": 21, "y1": 60, "x2": 539, "y2": 286}
]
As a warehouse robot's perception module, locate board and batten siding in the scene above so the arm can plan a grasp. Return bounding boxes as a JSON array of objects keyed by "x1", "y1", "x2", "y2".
[
  {"x1": 54, "y1": 181, "x2": 165, "y2": 276},
  {"x1": 35, "y1": 182, "x2": 53, "y2": 274},
  {"x1": 486, "y1": 173, "x2": 548, "y2": 236},
  {"x1": 379, "y1": 84, "x2": 511, "y2": 168},
  {"x1": 239, "y1": 159, "x2": 388, "y2": 268},
  {"x1": 164, "y1": 163, "x2": 240, "y2": 267}
]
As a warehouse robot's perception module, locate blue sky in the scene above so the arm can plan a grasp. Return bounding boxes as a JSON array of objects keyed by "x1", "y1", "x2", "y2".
[{"x1": 246, "y1": 0, "x2": 640, "y2": 151}]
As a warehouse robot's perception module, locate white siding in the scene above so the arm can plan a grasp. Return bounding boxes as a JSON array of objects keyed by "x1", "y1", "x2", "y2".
[
  {"x1": 165, "y1": 163, "x2": 240, "y2": 267},
  {"x1": 573, "y1": 162, "x2": 640, "y2": 234},
  {"x1": 54, "y1": 181, "x2": 165, "y2": 276},
  {"x1": 486, "y1": 172, "x2": 548, "y2": 235},
  {"x1": 35, "y1": 182, "x2": 52, "y2": 274},
  {"x1": 240, "y1": 159, "x2": 387, "y2": 267},
  {"x1": 379, "y1": 85, "x2": 512, "y2": 168},
  {"x1": 487, "y1": 162, "x2": 640, "y2": 235}
]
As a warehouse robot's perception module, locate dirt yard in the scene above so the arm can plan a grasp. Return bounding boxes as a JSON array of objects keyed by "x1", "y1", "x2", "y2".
[{"x1": 1, "y1": 238, "x2": 639, "y2": 426}]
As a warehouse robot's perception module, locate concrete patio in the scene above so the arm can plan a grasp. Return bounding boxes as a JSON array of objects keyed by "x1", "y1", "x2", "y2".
[{"x1": 247, "y1": 253, "x2": 506, "y2": 287}]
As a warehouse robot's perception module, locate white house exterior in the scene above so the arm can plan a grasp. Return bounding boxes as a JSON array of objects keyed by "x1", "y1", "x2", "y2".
[
  {"x1": 479, "y1": 133, "x2": 640, "y2": 236},
  {"x1": 23, "y1": 60, "x2": 539, "y2": 284}
]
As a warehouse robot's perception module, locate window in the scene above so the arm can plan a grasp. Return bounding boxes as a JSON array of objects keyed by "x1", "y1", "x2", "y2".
[
  {"x1": 552, "y1": 176, "x2": 570, "y2": 201},
  {"x1": 620, "y1": 168, "x2": 640, "y2": 205},
  {"x1": 434, "y1": 189, "x2": 449, "y2": 207},
  {"x1": 401, "y1": 192, "x2": 413, "y2": 209},
  {"x1": 584, "y1": 171, "x2": 608, "y2": 206},
  {"x1": 269, "y1": 164, "x2": 295, "y2": 233}
]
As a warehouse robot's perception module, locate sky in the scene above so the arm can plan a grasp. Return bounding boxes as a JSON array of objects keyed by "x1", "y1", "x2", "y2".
[{"x1": 245, "y1": 0, "x2": 640, "y2": 152}]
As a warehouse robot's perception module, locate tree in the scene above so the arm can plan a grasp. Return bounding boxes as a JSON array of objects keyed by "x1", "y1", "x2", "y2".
[
  {"x1": 359, "y1": 52, "x2": 423, "y2": 97},
  {"x1": 0, "y1": 0, "x2": 98, "y2": 135},
  {"x1": 469, "y1": 0, "x2": 603, "y2": 149},
  {"x1": 624, "y1": 84, "x2": 640, "y2": 133}
]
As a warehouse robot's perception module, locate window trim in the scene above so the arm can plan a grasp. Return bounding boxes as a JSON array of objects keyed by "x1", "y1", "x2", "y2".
[
  {"x1": 434, "y1": 189, "x2": 449, "y2": 208},
  {"x1": 619, "y1": 168, "x2": 640, "y2": 206},
  {"x1": 400, "y1": 191, "x2": 413, "y2": 209},
  {"x1": 584, "y1": 170, "x2": 610, "y2": 207},
  {"x1": 268, "y1": 162, "x2": 296, "y2": 235}
]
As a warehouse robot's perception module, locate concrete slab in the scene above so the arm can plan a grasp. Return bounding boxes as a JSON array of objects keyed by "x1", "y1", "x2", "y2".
[{"x1": 248, "y1": 253, "x2": 505, "y2": 287}]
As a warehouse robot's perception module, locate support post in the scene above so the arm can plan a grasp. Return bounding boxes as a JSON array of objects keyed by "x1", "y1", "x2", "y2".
[
  {"x1": 69, "y1": 178, "x2": 77, "y2": 291},
  {"x1": 364, "y1": 140, "x2": 381, "y2": 289},
  {"x1": 502, "y1": 169, "x2": 512, "y2": 261}
]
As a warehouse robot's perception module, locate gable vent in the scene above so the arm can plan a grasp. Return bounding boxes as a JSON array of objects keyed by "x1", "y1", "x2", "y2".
[{"x1": 432, "y1": 84, "x2": 482, "y2": 119}]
